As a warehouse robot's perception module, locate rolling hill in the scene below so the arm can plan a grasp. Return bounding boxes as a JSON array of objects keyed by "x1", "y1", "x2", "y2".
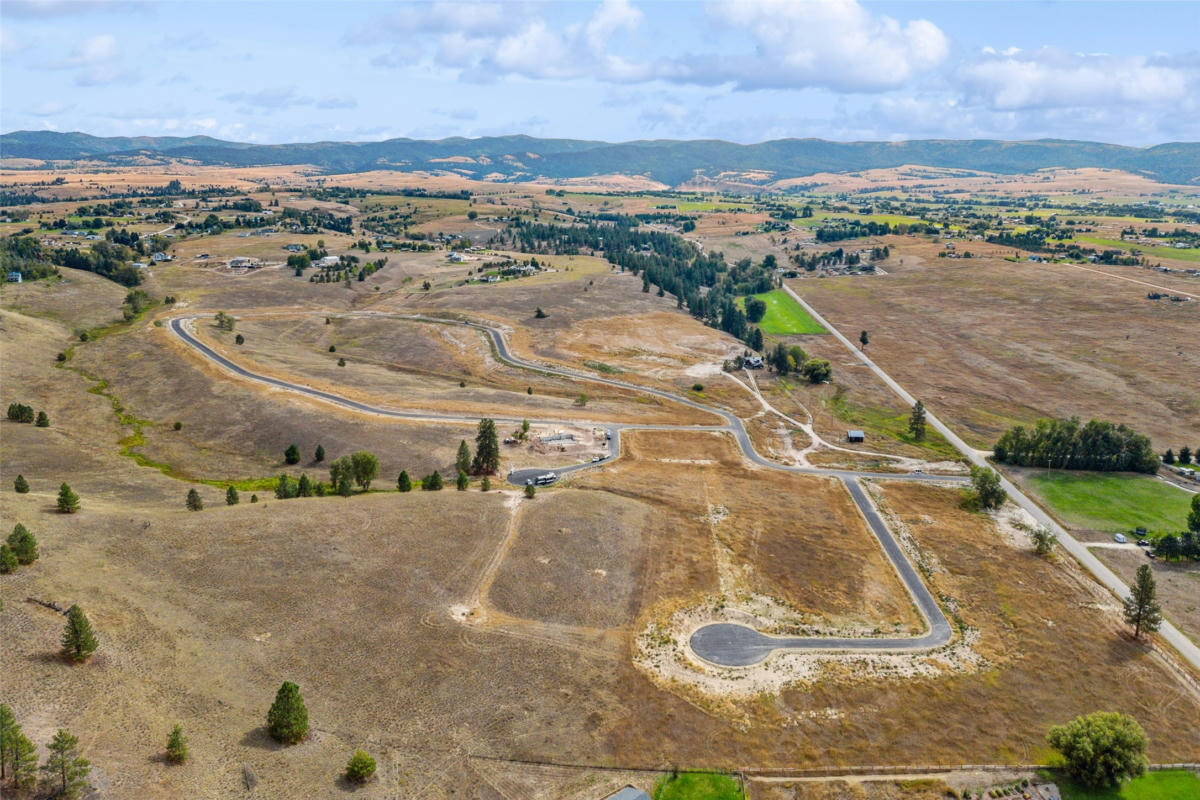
[{"x1": 2, "y1": 130, "x2": 1197, "y2": 186}]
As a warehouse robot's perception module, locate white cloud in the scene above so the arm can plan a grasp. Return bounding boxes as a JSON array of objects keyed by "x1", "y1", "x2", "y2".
[
  {"x1": 346, "y1": 1, "x2": 529, "y2": 44},
  {"x1": 1, "y1": 26, "x2": 29, "y2": 55},
  {"x1": 2, "y1": 0, "x2": 145, "y2": 18},
  {"x1": 960, "y1": 47, "x2": 1195, "y2": 110},
  {"x1": 672, "y1": 0, "x2": 949, "y2": 92},
  {"x1": 45, "y1": 32, "x2": 137, "y2": 85},
  {"x1": 221, "y1": 87, "x2": 310, "y2": 110},
  {"x1": 316, "y1": 96, "x2": 358, "y2": 110},
  {"x1": 31, "y1": 100, "x2": 71, "y2": 116}
]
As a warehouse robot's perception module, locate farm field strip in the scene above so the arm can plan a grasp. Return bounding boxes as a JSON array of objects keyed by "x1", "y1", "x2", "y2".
[
  {"x1": 741, "y1": 289, "x2": 828, "y2": 335},
  {"x1": 1025, "y1": 472, "x2": 1192, "y2": 534}
]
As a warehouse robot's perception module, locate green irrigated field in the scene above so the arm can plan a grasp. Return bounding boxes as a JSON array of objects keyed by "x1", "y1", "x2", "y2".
[
  {"x1": 741, "y1": 289, "x2": 827, "y2": 335},
  {"x1": 1075, "y1": 235, "x2": 1200, "y2": 263},
  {"x1": 1026, "y1": 471, "x2": 1192, "y2": 534},
  {"x1": 652, "y1": 772, "x2": 745, "y2": 800},
  {"x1": 1055, "y1": 769, "x2": 1200, "y2": 800}
]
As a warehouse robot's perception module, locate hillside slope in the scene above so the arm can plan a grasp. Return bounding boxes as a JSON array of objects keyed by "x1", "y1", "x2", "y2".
[{"x1": 3, "y1": 130, "x2": 1197, "y2": 186}]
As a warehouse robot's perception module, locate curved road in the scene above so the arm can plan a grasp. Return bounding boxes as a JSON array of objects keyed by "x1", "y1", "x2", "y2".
[{"x1": 169, "y1": 313, "x2": 962, "y2": 667}]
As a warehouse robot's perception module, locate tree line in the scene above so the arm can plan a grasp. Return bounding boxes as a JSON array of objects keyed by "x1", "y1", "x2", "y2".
[{"x1": 992, "y1": 417, "x2": 1159, "y2": 474}]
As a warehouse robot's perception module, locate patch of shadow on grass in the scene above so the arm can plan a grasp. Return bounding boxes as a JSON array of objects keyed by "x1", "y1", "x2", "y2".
[
  {"x1": 337, "y1": 775, "x2": 375, "y2": 793},
  {"x1": 240, "y1": 726, "x2": 287, "y2": 751}
]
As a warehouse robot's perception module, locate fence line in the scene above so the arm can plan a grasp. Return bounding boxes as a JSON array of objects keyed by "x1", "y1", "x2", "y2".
[{"x1": 466, "y1": 753, "x2": 1198, "y2": 780}]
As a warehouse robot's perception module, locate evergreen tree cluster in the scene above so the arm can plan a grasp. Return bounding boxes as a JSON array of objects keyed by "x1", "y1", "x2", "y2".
[
  {"x1": 992, "y1": 417, "x2": 1159, "y2": 474},
  {"x1": 6, "y1": 403, "x2": 43, "y2": 424},
  {"x1": 504, "y1": 219, "x2": 771, "y2": 351}
]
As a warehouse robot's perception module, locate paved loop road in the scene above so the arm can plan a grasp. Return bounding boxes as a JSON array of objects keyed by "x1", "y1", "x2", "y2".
[{"x1": 169, "y1": 313, "x2": 965, "y2": 667}]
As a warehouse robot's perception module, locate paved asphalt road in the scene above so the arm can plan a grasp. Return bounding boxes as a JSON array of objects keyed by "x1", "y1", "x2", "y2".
[
  {"x1": 782, "y1": 284, "x2": 1200, "y2": 673},
  {"x1": 689, "y1": 475, "x2": 953, "y2": 666},
  {"x1": 170, "y1": 313, "x2": 966, "y2": 668}
]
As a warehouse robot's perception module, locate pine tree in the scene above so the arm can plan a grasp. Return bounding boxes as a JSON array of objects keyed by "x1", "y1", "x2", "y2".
[
  {"x1": 267, "y1": 682, "x2": 308, "y2": 744},
  {"x1": 9, "y1": 731, "x2": 38, "y2": 790},
  {"x1": 456, "y1": 470, "x2": 469, "y2": 491},
  {"x1": 226, "y1": 486, "x2": 240, "y2": 505},
  {"x1": 1164, "y1": 449, "x2": 1176, "y2": 464},
  {"x1": 61, "y1": 605, "x2": 99, "y2": 662},
  {"x1": 57, "y1": 483, "x2": 80, "y2": 514},
  {"x1": 41, "y1": 729, "x2": 90, "y2": 799},
  {"x1": 8, "y1": 523, "x2": 38, "y2": 565},
  {"x1": 337, "y1": 474, "x2": 353, "y2": 497},
  {"x1": 397, "y1": 471, "x2": 412, "y2": 492},
  {"x1": 275, "y1": 474, "x2": 295, "y2": 500},
  {"x1": 284, "y1": 444, "x2": 300, "y2": 465},
  {"x1": 908, "y1": 400, "x2": 927, "y2": 441},
  {"x1": 1180, "y1": 446, "x2": 1193, "y2": 465},
  {"x1": 165, "y1": 724, "x2": 188, "y2": 764},
  {"x1": 0, "y1": 703, "x2": 16, "y2": 780},
  {"x1": 0, "y1": 543, "x2": 17, "y2": 574},
  {"x1": 424, "y1": 471, "x2": 443, "y2": 491},
  {"x1": 186, "y1": 488, "x2": 203, "y2": 511},
  {"x1": 481, "y1": 475, "x2": 491, "y2": 492},
  {"x1": 471, "y1": 418, "x2": 500, "y2": 474},
  {"x1": 1189, "y1": 494, "x2": 1200, "y2": 534},
  {"x1": 345, "y1": 749, "x2": 377, "y2": 782},
  {"x1": 314, "y1": 444, "x2": 325, "y2": 463},
  {"x1": 36, "y1": 411, "x2": 49, "y2": 428},
  {"x1": 456, "y1": 440, "x2": 472, "y2": 475},
  {"x1": 859, "y1": 330, "x2": 869, "y2": 349},
  {"x1": 297, "y1": 474, "x2": 312, "y2": 497},
  {"x1": 1123, "y1": 564, "x2": 1162, "y2": 638},
  {"x1": 13, "y1": 474, "x2": 30, "y2": 493}
]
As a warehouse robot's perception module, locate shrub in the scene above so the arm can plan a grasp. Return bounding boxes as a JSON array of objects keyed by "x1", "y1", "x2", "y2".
[
  {"x1": 35, "y1": 411, "x2": 49, "y2": 427},
  {"x1": 524, "y1": 484, "x2": 536, "y2": 499},
  {"x1": 165, "y1": 724, "x2": 188, "y2": 764},
  {"x1": 173, "y1": 421, "x2": 182, "y2": 431},
  {"x1": 14, "y1": 473, "x2": 30, "y2": 493},
  {"x1": 186, "y1": 488, "x2": 203, "y2": 511},
  {"x1": 692, "y1": 383, "x2": 704, "y2": 392},
  {"x1": 345, "y1": 749, "x2": 377, "y2": 783}
]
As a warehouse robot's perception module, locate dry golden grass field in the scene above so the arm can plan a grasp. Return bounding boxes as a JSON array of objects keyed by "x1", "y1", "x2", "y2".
[
  {"x1": 4, "y1": 168, "x2": 1200, "y2": 799},
  {"x1": 790, "y1": 240, "x2": 1200, "y2": 450}
]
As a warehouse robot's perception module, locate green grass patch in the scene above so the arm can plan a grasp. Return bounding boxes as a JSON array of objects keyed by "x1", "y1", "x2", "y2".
[
  {"x1": 582, "y1": 359, "x2": 624, "y2": 374},
  {"x1": 1075, "y1": 235, "x2": 1200, "y2": 263},
  {"x1": 738, "y1": 289, "x2": 827, "y2": 335},
  {"x1": 1026, "y1": 472, "x2": 1192, "y2": 534},
  {"x1": 1052, "y1": 770, "x2": 1200, "y2": 800},
  {"x1": 652, "y1": 772, "x2": 745, "y2": 800},
  {"x1": 826, "y1": 386, "x2": 960, "y2": 460}
]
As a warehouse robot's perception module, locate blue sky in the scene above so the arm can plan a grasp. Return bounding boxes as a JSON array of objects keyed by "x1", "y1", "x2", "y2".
[{"x1": 2, "y1": 0, "x2": 1197, "y2": 146}]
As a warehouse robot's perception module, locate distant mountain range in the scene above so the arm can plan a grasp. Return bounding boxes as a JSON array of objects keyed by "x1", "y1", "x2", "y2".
[{"x1": 3, "y1": 130, "x2": 1198, "y2": 187}]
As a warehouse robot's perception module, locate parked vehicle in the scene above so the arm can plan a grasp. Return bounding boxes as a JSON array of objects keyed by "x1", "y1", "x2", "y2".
[{"x1": 1114, "y1": 533, "x2": 1128, "y2": 544}]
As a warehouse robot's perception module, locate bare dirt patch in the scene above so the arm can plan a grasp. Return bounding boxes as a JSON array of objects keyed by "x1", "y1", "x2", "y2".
[{"x1": 489, "y1": 490, "x2": 649, "y2": 629}]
